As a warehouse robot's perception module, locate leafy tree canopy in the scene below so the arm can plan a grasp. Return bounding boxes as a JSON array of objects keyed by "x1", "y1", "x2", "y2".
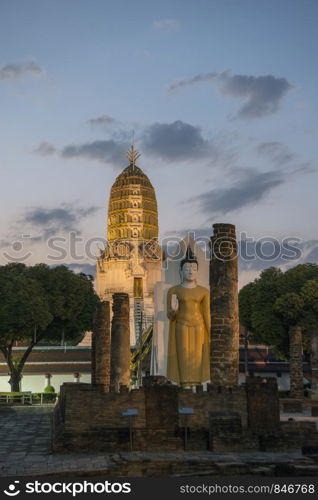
[
  {"x1": 0, "y1": 262, "x2": 99, "y2": 391},
  {"x1": 239, "y1": 264, "x2": 318, "y2": 358}
]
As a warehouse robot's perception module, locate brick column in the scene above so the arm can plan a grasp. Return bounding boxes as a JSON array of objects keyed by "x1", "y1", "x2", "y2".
[
  {"x1": 110, "y1": 293, "x2": 130, "y2": 392},
  {"x1": 91, "y1": 301, "x2": 111, "y2": 390},
  {"x1": 210, "y1": 223, "x2": 239, "y2": 386},
  {"x1": 289, "y1": 325, "x2": 304, "y2": 399}
]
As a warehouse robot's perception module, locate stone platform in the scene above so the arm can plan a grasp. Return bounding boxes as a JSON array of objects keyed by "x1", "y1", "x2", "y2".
[
  {"x1": 1, "y1": 406, "x2": 318, "y2": 477},
  {"x1": 3, "y1": 450, "x2": 318, "y2": 478}
]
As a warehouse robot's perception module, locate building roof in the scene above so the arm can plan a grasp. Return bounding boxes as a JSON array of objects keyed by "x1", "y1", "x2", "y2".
[
  {"x1": 107, "y1": 154, "x2": 159, "y2": 242},
  {"x1": 112, "y1": 164, "x2": 154, "y2": 188}
]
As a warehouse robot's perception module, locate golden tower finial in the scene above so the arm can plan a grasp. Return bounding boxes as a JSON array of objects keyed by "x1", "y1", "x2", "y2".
[{"x1": 125, "y1": 132, "x2": 141, "y2": 170}]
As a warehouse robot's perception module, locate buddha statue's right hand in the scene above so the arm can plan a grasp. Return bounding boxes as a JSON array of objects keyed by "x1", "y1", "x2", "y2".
[{"x1": 168, "y1": 310, "x2": 177, "y2": 320}]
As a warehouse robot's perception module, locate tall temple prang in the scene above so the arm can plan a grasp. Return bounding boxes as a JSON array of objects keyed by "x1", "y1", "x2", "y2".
[{"x1": 95, "y1": 145, "x2": 162, "y2": 346}]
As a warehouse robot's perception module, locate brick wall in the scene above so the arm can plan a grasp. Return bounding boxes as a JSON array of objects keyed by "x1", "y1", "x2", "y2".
[
  {"x1": 62, "y1": 383, "x2": 146, "y2": 432},
  {"x1": 179, "y1": 385, "x2": 247, "y2": 428},
  {"x1": 53, "y1": 378, "x2": 315, "y2": 453},
  {"x1": 246, "y1": 377, "x2": 280, "y2": 433},
  {"x1": 54, "y1": 380, "x2": 249, "y2": 452}
]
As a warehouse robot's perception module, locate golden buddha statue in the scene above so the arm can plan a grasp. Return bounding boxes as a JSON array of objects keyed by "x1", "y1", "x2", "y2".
[{"x1": 166, "y1": 248, "x2": 210, "y2": 386}]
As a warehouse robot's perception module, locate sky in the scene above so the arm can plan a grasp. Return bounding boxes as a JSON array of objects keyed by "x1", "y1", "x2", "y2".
[{"x1": 0, "y1": 0, "x2": 317, "y2": 287}]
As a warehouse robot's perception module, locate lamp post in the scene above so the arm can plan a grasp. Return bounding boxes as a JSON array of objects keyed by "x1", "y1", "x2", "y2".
[{"x1": 242, "y1": 328, "x2": 252, "y2": 379}]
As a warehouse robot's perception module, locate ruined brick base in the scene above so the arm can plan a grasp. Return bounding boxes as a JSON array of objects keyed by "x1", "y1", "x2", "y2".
[{"x1": 52, "y1": 377, "x2": 314, "y2": 454}]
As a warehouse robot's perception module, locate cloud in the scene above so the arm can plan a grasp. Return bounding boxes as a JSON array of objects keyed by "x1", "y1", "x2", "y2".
[
  {"x1": 34, "y1": 141, "x2": 57, "y2": 156},
  {"x1": 304, "y1": 128, "x2": 318, "y2": 135},
  {"x1": 160, "y1": 226, "x2": 318, "y2": 280},
  {"x1": 238, "y1": 239, "x2": 299, "y2": 272},
  {"x1": 33, "y1": 120, "x2": 238, "y2": 169},
  {"x1": 168, "y1": 71, "x2": 294, "y2": 119},
  {"x1": 190, "y1": 168, "x2": 284, "y2": 215},
  {"x1": 51, "y1": 120, "x2": 216, "y2": 165},
  {"x1": 152, "y1": 19, "x2": 178, "y2": 31},
  {"x1": 256, "y1": 142, "x2": 316, "y2": 175},
  {"x1": 0, "y1": 60, "x2": 44, "y2": 80},
  {"x1": 220, "y1": 73, "x2": 294, "y2": 118},
  {"x1": 161, "y1": 227, "x2": 212, "y2": 240},
  {"x1": 33, "y1": 137, "x2": 128, "y2": 167},
  {"x1": 61, "y1": 140, "x2": 128, "y2": 167},
  {"x1": 20, "y1": 204, "x2": 100, "y2": 238},
  {"x1": 0, "y1": 239, "x2": 11, "y2": 249},
  {"x1": 256, "y1": 141, "x2": 296, "y2": 166},
  {"x1": 66, "y1": 263, "x2": 96, "y2": 276},
  {"x1": 168, "y1": 72, "x2": 220, "y2": 92},
  {"x1": 160, "y1": 229, "x2": 313, "y2": 277},
  {"x1": 87, "y1": 114, "x2": 115, "y2": 127},
  {"x1": 299, "y1": 240, "x2": 318, "y2": 264},
  {"x1": 141, "y1": 120, "x2": 212, "y2": 161},
  {"x1": 238, "y1": 238, "x2": 318, "y2": 274},
  {"x1": 160, "y1": 225, "x2": 317, "y2": 275}
]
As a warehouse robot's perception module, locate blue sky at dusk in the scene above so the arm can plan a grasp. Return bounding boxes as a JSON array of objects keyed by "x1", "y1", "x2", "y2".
[{"x1": 0, "y1": 0, "x2": 317, "y2": 286}]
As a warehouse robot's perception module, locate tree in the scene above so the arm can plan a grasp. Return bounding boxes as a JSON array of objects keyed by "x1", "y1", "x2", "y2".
[
  {"x1": 0, "y1": 263, "x2": 99, "y2": 391},
  {"x1": 239, "y1": 264, "x2": 318, "y2": 359},
  {"x1": 28, "y1": 264, "x2": 98, "y2": 344},
  {"x1": 237, "y1": 282, "x2": 255, "y2": 335}
]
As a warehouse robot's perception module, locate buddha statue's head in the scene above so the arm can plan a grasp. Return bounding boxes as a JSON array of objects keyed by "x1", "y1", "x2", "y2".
[{"x1": 180, "y1": 246, "x2": 198, "y2": 285}]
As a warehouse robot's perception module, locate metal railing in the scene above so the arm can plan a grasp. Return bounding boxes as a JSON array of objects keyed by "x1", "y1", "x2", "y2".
[{"x1": 0, "y1": 392, "x2": 58, "y2": 405}]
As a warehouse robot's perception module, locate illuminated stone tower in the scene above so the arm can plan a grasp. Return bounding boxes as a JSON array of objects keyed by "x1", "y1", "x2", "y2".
[{"x1": 96, "y1": 145, "x2": 162, "y2": 346}]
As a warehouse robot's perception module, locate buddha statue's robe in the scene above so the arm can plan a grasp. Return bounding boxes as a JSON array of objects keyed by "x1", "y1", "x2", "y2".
[{"x1": 167, "y1": 285, "x2": 210, "y2": 385}]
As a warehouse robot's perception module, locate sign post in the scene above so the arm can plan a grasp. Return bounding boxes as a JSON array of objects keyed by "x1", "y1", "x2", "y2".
[
  {"x1": 178, "y1": 407, "x2": 194, "y2": 451},
  {"x1": 122, "y1": 409, "x2": 138, "y2": 451}
]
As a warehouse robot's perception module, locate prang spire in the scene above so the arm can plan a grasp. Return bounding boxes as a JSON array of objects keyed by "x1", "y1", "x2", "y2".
[{"x1": 125, "y1": 134, "x2": 141, "y2": 170}]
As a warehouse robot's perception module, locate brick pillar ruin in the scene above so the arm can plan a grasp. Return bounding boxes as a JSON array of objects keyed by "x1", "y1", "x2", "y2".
[
  {"x1": 91, "y1": 301, "x2": 111, "y2": 390},
  {"x1": 110, "y1": 293, "x2": 130, "y2": 392},
  {"x1": 310, "y1": 330, "x2": 318, "y2": 400},
  {"x1": 210, "y1": 223, "x2": 239, "y2": 386},
  {"x1": 289, "y1": 325, "x2": 304, "y2": 399}
]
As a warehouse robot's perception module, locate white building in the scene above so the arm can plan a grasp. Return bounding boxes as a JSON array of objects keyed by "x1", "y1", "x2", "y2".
[{"x1": 95, "y1": 146, "x2": 162, "y2": 346}]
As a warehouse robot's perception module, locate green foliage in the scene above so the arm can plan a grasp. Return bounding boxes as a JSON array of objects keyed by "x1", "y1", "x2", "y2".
[
  {"x1": 274, "y1": 292, "x2": 305, "y2": 324},
  {"x1": 12, "y1": 356, "x2": 22, "y2": 370},
  {"x1": 0, "y1": 263, "x2": 52, "y2": 343},
  {"x1": 44, "y1": 385, "x2": 55, "y2": 393},
  {"x1": 301, "y1": 279, "x2": 318, "y2": 313},
  {"x1": 28, "y1": 264, "x2": 98, "y2": 344},
  {"x1": 239, "y1": 264, "x2": 318, "y2": 358},
  {"x1": 277, "y1": 263, "x2": 318, "y2": 295},
  {"x1": 238, "y1": 282, "x2": 255, "y2": 333},
  {"x1": 249, "y1": 267, "x2": 287, "y2": 357},
  {"x1": 0, "y1": 263, "x2": 98, "y2": 345}
]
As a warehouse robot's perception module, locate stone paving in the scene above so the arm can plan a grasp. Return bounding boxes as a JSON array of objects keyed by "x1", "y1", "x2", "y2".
[{"x1": 0, "y1": 406, "x2": 318, "y2": 477}]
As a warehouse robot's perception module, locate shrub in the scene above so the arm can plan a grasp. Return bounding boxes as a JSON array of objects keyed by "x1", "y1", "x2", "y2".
[{"x1": 44, "y1": 385, "x2": 55, "y2": 393}]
